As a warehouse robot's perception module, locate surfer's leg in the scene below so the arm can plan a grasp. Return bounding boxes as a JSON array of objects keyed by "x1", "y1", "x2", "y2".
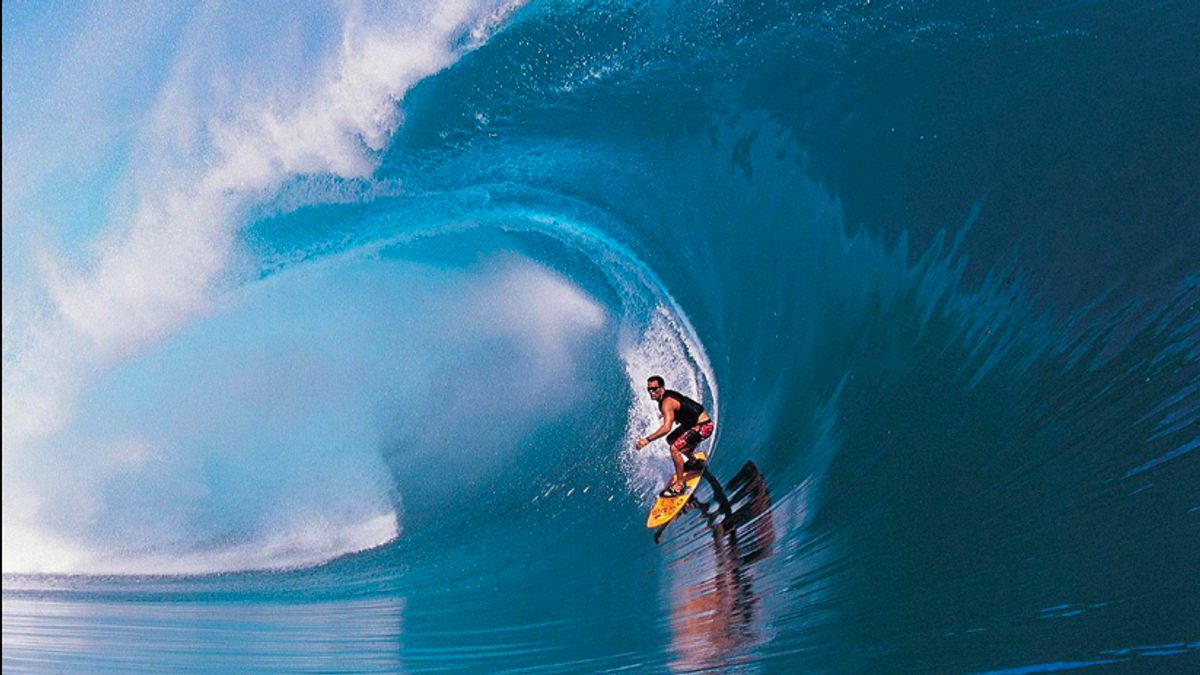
[
  {"x1": 668, "y1": 444, "x2": 686, "y2": 489},
  {"x1": 679, "y1": 422, "x2": 714, "y2": 471}
]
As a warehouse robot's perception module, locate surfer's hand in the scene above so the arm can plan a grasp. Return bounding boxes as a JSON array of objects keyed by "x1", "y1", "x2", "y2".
[{"x1": 636, "y1": 437, "x2": 650, "y2": 449}]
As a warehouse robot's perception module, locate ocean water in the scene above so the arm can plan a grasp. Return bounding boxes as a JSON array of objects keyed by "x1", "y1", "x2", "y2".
[{"x1": 3, "y1": 1, "x2": 1198, "y2": 672}]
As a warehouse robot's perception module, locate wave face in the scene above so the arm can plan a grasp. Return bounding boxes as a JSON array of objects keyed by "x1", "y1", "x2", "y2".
[{"x1": 3, "y1": 0, "x2": 1198, "y2": 671}]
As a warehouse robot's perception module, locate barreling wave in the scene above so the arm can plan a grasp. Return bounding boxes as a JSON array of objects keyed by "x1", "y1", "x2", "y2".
[{"x1": 3, "y1": 0, "x2": 1197, "y2": 670}]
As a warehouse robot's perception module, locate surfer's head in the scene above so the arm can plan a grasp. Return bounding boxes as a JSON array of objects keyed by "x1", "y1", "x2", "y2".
[{"x1": 647, "y1": 375, "x2": 665, "y2": 402}]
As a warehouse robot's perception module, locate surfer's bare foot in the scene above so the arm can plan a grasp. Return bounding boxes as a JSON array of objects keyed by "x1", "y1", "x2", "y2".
[{"x1": 660, "y1": 479, "x2": 686, "y2": 498}]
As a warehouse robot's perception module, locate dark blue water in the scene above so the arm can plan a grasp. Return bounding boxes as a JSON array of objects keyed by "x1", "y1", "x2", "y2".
[{"x1": 3, "y1": 0, "x2": 1198, "y2": 672}]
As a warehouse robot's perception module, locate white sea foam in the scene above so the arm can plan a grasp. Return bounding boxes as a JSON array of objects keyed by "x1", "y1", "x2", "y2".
[
  {"x1": 5, "y1": 513, "x2": 400, "y2": 577},
  {"x1": 6, "y1": 0, "x2": 521, "y2": 430},
  {"x1": 3, "y1": 1, "x2": 523, "y2": 575}
]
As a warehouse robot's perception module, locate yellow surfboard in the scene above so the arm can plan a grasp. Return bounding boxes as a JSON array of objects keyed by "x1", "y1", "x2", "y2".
[{"x1": 646, "y1": 451, "x2": 708, "y2": 528}]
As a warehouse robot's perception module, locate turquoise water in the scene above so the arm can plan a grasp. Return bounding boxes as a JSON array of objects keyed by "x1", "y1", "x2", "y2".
[{"x1": 3, "y1": 1, "x2": 1198, "y2": 672}]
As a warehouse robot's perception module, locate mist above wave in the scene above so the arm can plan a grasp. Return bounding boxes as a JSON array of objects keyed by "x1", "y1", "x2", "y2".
[{"x1": 3, "y1": 251, "x2": 609, "y2": 576}]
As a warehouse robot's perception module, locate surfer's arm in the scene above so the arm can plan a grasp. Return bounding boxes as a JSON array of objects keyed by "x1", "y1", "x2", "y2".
[{"x1": 636, "y1": 401, "x2": 676, "y2": 448}]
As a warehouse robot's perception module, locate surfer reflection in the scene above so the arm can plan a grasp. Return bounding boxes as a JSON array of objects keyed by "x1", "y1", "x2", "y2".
[{"x1": 659, "y1": 461, "x2": 776, "y2": 670}]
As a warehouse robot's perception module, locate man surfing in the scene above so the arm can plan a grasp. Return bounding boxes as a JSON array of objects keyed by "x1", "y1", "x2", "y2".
[{"x1": 635, "y1": 375, "x2": 714, "y2": 497}]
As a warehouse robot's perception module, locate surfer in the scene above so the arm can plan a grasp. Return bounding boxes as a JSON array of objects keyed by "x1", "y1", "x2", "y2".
[{"x1": 636, "y1": 376, "x2": 714, "y2": 497}]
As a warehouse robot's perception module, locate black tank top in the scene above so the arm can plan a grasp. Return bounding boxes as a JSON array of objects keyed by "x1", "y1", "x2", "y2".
[{"x1": 663, "y1": 390, "x2": 705, "y2": 430}]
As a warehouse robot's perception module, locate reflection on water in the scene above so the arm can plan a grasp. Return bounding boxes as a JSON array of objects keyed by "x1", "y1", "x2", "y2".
[
  {"x1": 2, "y1": 595, "x2": 405, "y2": 672},
  {"x1": 658, "y1": 462, "x2": 778, "y2": 672}
]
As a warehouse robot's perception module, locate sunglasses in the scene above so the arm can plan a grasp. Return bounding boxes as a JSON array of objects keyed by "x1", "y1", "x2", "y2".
[{"x1": 647, "y1": 385, "x2": 663, "y2": 393}]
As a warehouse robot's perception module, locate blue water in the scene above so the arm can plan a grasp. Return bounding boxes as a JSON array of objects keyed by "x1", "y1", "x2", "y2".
[{"x1": 3, "y1": 0, "x2": 1198, "y2": 672}]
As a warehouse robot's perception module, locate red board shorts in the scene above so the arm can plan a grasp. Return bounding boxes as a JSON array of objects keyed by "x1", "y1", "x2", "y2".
[{"x1": 671, "y1": 421, "x2": 714, "y2": 455}]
